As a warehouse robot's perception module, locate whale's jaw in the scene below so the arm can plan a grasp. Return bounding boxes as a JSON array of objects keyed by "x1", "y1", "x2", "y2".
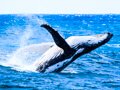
[
  {"x1": 87, "y1": 32, "x2": 113, "y2": 50},
  {"x1": 68, "y1": 32, "x2": 113, "y2": 61},
  {"x1": 66, "y1": 32, "x2": 113, "y2": 50},
  {"x1": 81, "y1": 32, "x2": 113, "y2": 53}
]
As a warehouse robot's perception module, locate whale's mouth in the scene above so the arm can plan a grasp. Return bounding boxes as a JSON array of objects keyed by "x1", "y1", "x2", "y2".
[
  {"x1": 83, "y1": 32, "x2": 113, "y2": 52},
  {"x1": 95, "y1": 32, "x2": 113, "y2": 40},
  {"x1": 104, "y1": 32, "x2": 113, "y2": 41},
  {"x1": 94, "y1": 32, "x2": 113, "y2": 47}
]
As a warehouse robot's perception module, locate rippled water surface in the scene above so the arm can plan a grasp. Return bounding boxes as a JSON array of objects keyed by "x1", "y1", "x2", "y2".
[{"x1": 0, "y1": 14, "x2": 120, "y2": 90}]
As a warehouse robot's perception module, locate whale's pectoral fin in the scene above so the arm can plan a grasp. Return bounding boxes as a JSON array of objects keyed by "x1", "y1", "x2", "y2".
[{"x1": 41, "y1": 24, "x2": 73, "y2": 52}]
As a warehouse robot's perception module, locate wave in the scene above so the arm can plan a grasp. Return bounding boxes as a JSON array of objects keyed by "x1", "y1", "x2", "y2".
[{"x1": 107, "y1": 44, "x2": 120, "y2": 48}]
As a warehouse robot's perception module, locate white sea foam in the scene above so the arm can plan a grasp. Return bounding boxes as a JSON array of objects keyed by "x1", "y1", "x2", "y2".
[
  {"x1": 19, "y1": 25, "x2": 33, "y2": 47},
  {"x1": 3, "y1": 42, "x2": 53, "y2": 72},
  {"x1": 107, "y1": 44, "x2": 120, "y2": 48}
]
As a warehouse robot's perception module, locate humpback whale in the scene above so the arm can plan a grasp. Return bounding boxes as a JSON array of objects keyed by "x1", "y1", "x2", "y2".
[{"x1": 34, "y1": 24, "x2": 113, "y2": 73}]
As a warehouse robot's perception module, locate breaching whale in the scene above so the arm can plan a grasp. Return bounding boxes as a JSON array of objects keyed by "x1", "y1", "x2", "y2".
[{"x1": 33, "y1": 24, "x2": 113, "y2": 73}]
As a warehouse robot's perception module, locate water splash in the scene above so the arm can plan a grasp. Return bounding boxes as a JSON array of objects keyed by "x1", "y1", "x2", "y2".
[
  {"x1": 0, "y1": 15, "x2": 53, "y2": 72},
  {"x1": 19, "y1": 25, "x2": 33, "y2": 47},
  {"x1": 7, "y1": 42, "x2": 54, "y2": 72}
]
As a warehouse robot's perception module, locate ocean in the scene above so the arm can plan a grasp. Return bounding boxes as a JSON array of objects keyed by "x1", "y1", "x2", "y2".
[{"x1": 0, "y1": 14, "x2": 120, "y2": 90}]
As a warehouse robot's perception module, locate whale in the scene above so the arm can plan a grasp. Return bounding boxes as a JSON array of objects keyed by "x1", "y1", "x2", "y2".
[{"x1": 33, "y1": 24, "x2": 113, "y2": 73}]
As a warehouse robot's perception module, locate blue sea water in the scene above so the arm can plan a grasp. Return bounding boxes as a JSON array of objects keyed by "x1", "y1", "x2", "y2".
[{"x1": 0, "y1": 14, "x2": 120, "y2": 90}]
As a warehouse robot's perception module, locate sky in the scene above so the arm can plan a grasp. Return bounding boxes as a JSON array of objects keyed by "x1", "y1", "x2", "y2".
[{"x1": 0, "y1": 0, "x2": 120, "y2": 14}]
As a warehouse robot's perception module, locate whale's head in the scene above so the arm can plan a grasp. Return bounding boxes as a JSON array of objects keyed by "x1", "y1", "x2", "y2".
[{"x1": 66, "y1": 32, "x2": 113, "y2": 59}]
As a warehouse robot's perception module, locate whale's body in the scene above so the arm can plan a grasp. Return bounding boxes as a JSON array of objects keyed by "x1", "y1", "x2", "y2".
[{"x1": 33, "y1": 24, "x2": 113, "y2": 73}]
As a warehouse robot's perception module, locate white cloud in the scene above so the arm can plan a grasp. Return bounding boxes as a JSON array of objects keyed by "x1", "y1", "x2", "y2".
[{"x1": 0, "y1": 0, "x2": 120, "y2": 14}]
